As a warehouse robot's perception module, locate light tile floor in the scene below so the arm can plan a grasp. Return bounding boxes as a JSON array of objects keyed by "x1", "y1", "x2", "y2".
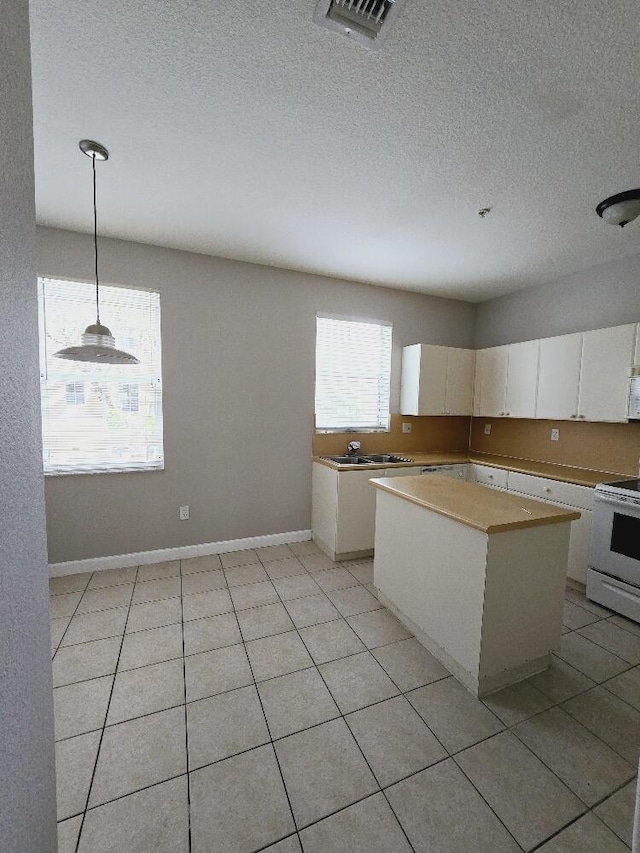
[{"x1": 50, "y1": 543, "x2": 639, "y2": 852}]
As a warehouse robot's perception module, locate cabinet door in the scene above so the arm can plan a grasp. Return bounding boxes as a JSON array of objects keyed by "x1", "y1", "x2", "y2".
[
  {"x1": 505, "y1": 340, "x2": 539, "y2": 418},
  {"x1": 311, "y1": 463, "x2": 338, "y2": 556},
  {"x1": 417, "y1": 346, "x2": 448, "y2": 415},
  {"x1": 335, "y1": 470, "x2": 378, "y2": 554},
  {"x1": 473, "y1": 347, "x2": 508, "y2": 417},
  {"x1": 536, "y1": 333, "x2": 582, "y2": 420},
  {"x1": 400, "y1": 345, "x2": 421, "y2": 415},
  {"x1": 445, "y1": 349, "x2": 475, "y2": 415},
  {"x1": 579, "y1": 324, "x2": 636, "y2": 422}
]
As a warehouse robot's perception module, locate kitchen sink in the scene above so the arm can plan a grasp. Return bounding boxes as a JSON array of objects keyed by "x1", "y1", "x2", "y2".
[
  {"x1": 325, "y1": 456, "x2": 375, "y2": 464},
  {"x1": 323, "y1": 454, "x2": 413, "y2": 466},
  {"x1": 363, "y1": 454, "x2": 412, "y2": 464}
]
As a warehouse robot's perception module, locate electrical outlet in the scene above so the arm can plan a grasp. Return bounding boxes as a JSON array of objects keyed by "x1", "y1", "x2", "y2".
[
  {"x1": 402, "y1": 423, "x2": 412, "y2": 433},
  {"x1": 179, "y1": 505, "x2": 190, "y2": 520},
  {"x1": 551, "y1": 428, "x2": 560, "y2": 442},
  {"x1": 484, "y1": 423, "x2": 491, "y2": 435}
]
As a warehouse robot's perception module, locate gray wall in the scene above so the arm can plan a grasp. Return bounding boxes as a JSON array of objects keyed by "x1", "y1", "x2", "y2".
[
  {"x1": 475, "y1": 253, "x2": 640, "y2": 348},
  {"x1": 39, "y1": 227, "x2": 476, "y2": 563},
  {"x1": 0, "y1": 3, "x2": 57, "y2": 851}
]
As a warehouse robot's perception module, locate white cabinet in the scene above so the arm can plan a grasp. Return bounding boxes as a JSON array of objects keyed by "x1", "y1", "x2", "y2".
[
  {"x1": 536, "y1": 333, "x2": 583, "y2": 420},
  {"x1": 312, "y1": 463, "x2": 426, "y2": 560},
  {"x1": 536, "y1": 324, "x2": 636, "y2": 422},
  {"x1": 505, "y1": 340, "x2": 539, "y2": 419},
  {"x1": 446, "y1": 348, "x2": 476, "y2": 415},
  {"x1": 473, "y1": 347, "x2": 508, "y2": 417},
  {"x1": 401, "y1": 344, "x2": 474, "y2": 416},
  {"x1": 578, "y1": 325, "x2": 637, "y2": 422},
  {"x1": 505, "y1": 471, "x2": 593, "y2": 583},
  {"x1": 469, "y1": 464, "x2": 509, "y2": 490},
  {"x1": 474, "y1": 343, "x2": 538, "y2": 418}
]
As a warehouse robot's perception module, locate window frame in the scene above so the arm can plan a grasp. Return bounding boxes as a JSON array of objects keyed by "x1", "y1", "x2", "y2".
[
  {"x1": 314, "y1": 313, "x2": 393, "y2": 434},
  {"x1": 38, "y1": 276, "x2": 164, "y2": 476}
]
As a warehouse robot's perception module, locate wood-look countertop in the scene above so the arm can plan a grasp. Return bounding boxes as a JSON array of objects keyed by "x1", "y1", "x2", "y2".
[
  {"x1": 313, "y1": 451, "x2": 630, "y2": 488},
  {"x1": 369, "y1": 474, "x2": 581, "y2": 534}
]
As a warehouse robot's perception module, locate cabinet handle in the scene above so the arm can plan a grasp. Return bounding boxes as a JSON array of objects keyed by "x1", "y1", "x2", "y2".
[
  {"x1": 488, "y1": 474, "x2": 494, "y2": 479},
  {"x1": 505, "y1": 412, "x2": 510, "y2": 416},
  {"x1": 570, "y1": 414, "x2": 576, "y2": 418},
  {"x1": 544, "y1": 487, "x2": 551, "y2": 492},
  {"x1": 579, "y1": 414, "x2": 586, "y2": 419}
]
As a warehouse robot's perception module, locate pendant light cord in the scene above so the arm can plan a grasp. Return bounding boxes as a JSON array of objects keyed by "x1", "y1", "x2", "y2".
[{"x1": 92, "y1": 153, "x2": 100, "y2": 324}]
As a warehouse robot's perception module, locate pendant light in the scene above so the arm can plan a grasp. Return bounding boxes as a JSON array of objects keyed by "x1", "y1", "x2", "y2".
[{"x1": 54, "y1": 140, "x2": 139, "y2": 364}]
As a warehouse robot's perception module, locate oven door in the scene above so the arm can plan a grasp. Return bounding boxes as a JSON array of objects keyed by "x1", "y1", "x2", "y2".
[{"x1": 591, "y1": 494, "x2": 640, "y2": 586}]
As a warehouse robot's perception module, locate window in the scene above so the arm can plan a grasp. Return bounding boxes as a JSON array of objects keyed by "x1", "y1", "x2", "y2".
[
  {"x1": 120, "y1": 383, "x2": 139, "y2": 413},
  {"x1": 65, "y1": 382, "x2": 85, "y2": 406},
  {"x1": 315, "y1": 315, "x2": 392, "y2": 432},
  {"x1": 38, "y1": 277, "x2": 164, "y2": 474}
]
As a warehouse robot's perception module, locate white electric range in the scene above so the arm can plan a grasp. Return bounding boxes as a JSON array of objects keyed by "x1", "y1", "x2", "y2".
[{"x1": 588, "y1": 479, "x2": 640, "y2": 623}]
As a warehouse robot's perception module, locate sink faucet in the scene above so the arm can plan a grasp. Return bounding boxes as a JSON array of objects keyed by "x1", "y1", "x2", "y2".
[{"x1": 346, "y1": 441, "x2": 361, "y2": 456}]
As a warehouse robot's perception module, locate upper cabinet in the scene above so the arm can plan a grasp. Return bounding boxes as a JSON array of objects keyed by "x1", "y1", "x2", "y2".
[
  {"x1": 406, "y1": 323, "x2": 637, "y2": 424},
  {"x1": 473, "y1": 340, "x2": 538, "y2": 418},
  {"x1": 505, "y1": 340, "x2": 540, "y2": 419},
  {"x1": 401, "y1": 345, "x2": 474, "y2": 416},
  {"x1": 537, "y1": 325, "x2": 636, "y2": 422},
  {"x1": 536, "y1": 333, "x2": 583, "y2": 420},
  {"x1": 473, "y1": 347, "x2": 508, "y2": 417},
  {"x1": 578, "y1": 325, "x2": 637, "y2": 422}
]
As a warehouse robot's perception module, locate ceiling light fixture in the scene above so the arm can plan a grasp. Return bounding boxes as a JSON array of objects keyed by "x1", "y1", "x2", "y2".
[
  {"x1": 595, "y1": 189, "x2": 640, "y2": 228},
  {"x1": 54, "y1": 140, "x2": 139, "y2": 364}
]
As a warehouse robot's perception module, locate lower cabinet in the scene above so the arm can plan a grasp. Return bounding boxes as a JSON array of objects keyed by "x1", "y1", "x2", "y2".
[
  {"x1": 313, "y1": 461, "x2": 594, "y2": 580},
  {"x1": 312, "y1": 464, "x2": 421, "y2": 560},
  {"x1": 505, "y1": 471, "x2": 593, "y2": 584},
  {"x1": 468, "y1": 464, "x2": 509, "y2": 489}
]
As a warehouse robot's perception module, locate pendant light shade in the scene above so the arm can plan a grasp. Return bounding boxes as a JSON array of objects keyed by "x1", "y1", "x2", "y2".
[
  {"x1": 595, "y1": 189, "x2": 640, "y2": 228},
  {"x1": 53, "y1": 140, "x2": 139, "y2": 365}
]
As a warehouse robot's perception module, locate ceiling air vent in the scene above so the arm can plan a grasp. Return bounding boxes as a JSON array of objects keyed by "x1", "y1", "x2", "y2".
[{"x1": 314, "y1": 0, "x2": 406, "y2": 50}]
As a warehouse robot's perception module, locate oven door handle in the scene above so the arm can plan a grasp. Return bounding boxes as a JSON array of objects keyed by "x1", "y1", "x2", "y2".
[{"x1": 595, "y1": 494, "x2": 640, "y2": 509}]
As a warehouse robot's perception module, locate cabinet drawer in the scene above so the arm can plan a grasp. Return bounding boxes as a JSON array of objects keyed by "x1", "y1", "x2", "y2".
[
  {"x1": 507, "y1": 471, "x2": 594, "y2": 511},
  {"x1": 470, "y1": 465, "x2": 509, "y2": 489}
]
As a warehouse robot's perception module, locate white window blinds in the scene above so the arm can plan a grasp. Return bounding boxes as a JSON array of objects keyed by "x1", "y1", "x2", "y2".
[
  {"x1": 38, "y1": 277, "x2": 164, "y2": 474},
  {"x1": 315, "y1": 316, "x2": 392, "y2": 432}
]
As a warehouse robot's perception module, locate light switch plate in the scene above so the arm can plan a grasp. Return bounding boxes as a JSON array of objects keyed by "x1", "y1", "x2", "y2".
[
  {"x1": 402, "y1": 423, "x2": 412, "y2": 433},
  {"x1": 484, "y1": 423, "x2": 491, "y2": 435},
  {"x1": 551, "y1": 428, "x2": 560, "y2": 441}
]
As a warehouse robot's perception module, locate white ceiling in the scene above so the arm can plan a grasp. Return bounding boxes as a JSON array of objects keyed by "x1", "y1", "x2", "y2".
[{"x1": 29, "y1": 0, "x2": 640, "y2": 302}]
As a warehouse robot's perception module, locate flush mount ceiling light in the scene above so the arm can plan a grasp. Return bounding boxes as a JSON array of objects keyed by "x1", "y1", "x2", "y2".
[
  {"x1": 54, "y1": 140, "x2": 139, "y2": 364},
  {"x1": 595, "y1": 189, "x2": 640, "y2": 228}
]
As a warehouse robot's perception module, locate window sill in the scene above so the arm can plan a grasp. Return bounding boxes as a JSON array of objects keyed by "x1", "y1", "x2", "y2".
[{"x1": 44, "y1": 463, "x2": 164, "y2": 477}]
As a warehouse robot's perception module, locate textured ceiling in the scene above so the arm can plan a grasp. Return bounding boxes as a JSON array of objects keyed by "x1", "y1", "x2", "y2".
[{"x1": 29, "y1": 0, "x2": 640, "y2": 301}]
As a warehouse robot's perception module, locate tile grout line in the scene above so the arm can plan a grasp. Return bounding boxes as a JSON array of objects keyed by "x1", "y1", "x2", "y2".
[
  {"x1": 51, "y1": 573, "x2": 93, "y2": 658},
  {"x1": 570, "y1": 627, "x2": 640, "y2": 671},
  {"x1": 178, "y1": 561, "x2": 193, "y2": 853},
  {"x1": 53, "y1": 559, "x2": 636, "y2": 851},
  {"x1": 71, "y1": 565, "x2": 139, "y2": 853},
  {"x1": 229, "y1": 570, "x2": 303, "y2": 849},
  {"x1": 280, "y1": 582, "x2": 419, "y2": 853}
]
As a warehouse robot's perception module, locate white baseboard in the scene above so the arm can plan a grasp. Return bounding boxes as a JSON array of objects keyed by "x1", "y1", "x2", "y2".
[{"x1": 49, "y1": 529, "x2": 312, "y2": 577}]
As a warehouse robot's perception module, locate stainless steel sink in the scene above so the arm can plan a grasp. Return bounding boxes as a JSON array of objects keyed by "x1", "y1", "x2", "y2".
[
  {"x1": 363, "y1": 454, "x2": 412, "y2": 464},
  {"x1": 325, "y1": 456, "x2": 375, "y2": 465},
  {"x1": 323, "y1": 454, "x2": 413, "y2": 466}
]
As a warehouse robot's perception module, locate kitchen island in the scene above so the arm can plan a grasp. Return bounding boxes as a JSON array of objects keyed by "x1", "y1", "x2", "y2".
[{"x1": 370, "y1": 474, "x2": 580, "y2": 697}]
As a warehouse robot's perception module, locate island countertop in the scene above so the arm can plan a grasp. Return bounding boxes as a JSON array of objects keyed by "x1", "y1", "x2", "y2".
[{"x1": 369, "y1": 474, "x2": 580, "y2": 534}]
